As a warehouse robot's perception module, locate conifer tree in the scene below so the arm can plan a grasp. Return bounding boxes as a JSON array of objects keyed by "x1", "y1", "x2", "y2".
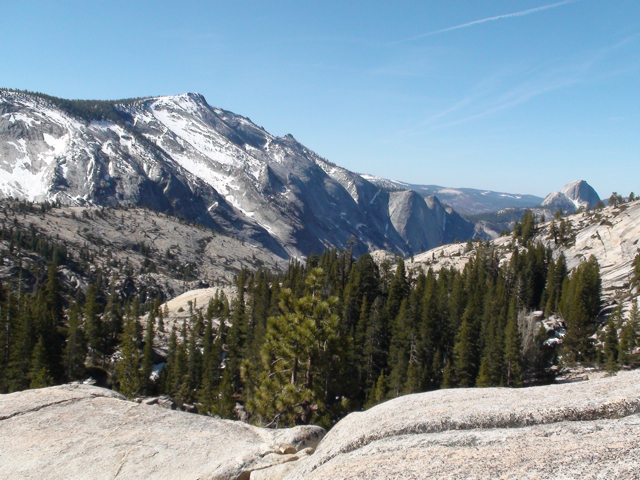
[
  {"x1": 403, "y1": 360, "x2": 421, "y2": 395},
  {"x1": 187, "y1": 317, "x2": 202, "y2": 397},
  {"x1": 244, "y1": 267, "x2": 341, "y2": 428},
  {"x1": 361, "y1": 296, "x2": 388, "y2": 388},
  {"x1": 216, "y1": 368, "x2": 236, "y2": 418},
  {"x1": 619, "y1": 299, "x2": 639, "y2": 365},
  {"x1": 64, "y1": 300, "x2": 86, "y2": 380},
  {"x1": 28, "y1": 337, "x2": 53, "y2": 389},
  {"x1": 103, "y1": 280, "x2": 122, "y2": 351},
  {"x1": 543, "y1": 255, "x2": 567, "y2": 316},
  {"x1": 171, "y1": 321, "x2": 189, "y2": 405},
  {"x1": 7, "y1": 292, "x2": 35, "y2": 392},
  {"x1": 562, "y1": 257, "x2": 601, "y2": 363},
  {"x1": 365, "y1": 371, "x2": 387, "y2": 408},
  {"x1": 141, "y1": 311, "x2": 155, "y2": 395},
  {"x1": 426, "y1": 349, "x2": 443, "y2": 391},
  {"x1": 226, "y1": 275, "x2": 248, "y2": 395},
  {"x1": 452, "y1": 318, "x2": 475, "y2": 387},
  {"x1": 157, "y1": 304, "x2": 165, "y2": 333},
  {"x1": 441, "y1": 359, "x2": 454, "y2": 388},
  {"x1": 116, "y1": 313, "x2": 142, "y2": 399},
  {"x1": 604, "y1": 306, "x2": 620, "y2": 374},
  {"x1": 387, "y1": 299, "x2": 411, "y2": 397},
  {"x1": 84, "y1": 284, "x2": 103, "y2": 366},
  {"x1": 41, "y1": 263, "x2": 64, "y2": 380},
  {"x1": 385, "y1": 258, "x2": 409, "y2": 323},
  {"x1": 162, "y1": 326, "x2": 178, "y2": 396},
  {"x1": 198, "y1": 316, "x2": 218, "y2": 415},
  {"x1": 503, "y1": 300, "x2": 522, "y2": 387},
  {"x1": 0, "y1": 287, "x2": 18, "y2": 392}
]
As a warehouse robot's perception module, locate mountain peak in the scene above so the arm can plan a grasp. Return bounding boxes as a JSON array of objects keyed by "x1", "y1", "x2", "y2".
[{"x1": 542, "y1": 180, "x2": 600, "y2": 212}]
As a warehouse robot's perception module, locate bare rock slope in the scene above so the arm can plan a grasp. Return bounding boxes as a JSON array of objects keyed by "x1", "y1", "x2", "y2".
[
  {"x1": 2, "y1": 373, "x2": 639, "y2": 479},
  {"x1": 0, "y1": 90, "x2": 474, "y2": 257},
  {"x1": 0, "y1": 384, "x2": 324, "y2": 480},
  {"x1": 285, "y1": 370, "x2": 640, "y2": 479},
  {"x1": 406, "y1": 199, "x2": 640, "y2": 313},
  {"x1": 541, "y1": 180, "x2": 601, "y2": 213}
]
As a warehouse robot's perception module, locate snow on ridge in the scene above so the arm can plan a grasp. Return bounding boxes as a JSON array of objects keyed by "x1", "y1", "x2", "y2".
[
  {"x1": 314, "y1": 158, "x2": 360, "y2": 203},
  {"x1": 438, "y1": 188, "x2": 463, "y2": 195}
]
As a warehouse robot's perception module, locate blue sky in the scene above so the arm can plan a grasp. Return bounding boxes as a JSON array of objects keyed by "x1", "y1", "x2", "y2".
[{"x1": 1, "y1": 1, "x2": 638, "y2": 197}]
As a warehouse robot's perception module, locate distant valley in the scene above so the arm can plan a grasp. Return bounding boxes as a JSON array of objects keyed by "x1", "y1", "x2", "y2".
[{"x1": 361, "y1": 174, "x2": 545, "y2": 215}]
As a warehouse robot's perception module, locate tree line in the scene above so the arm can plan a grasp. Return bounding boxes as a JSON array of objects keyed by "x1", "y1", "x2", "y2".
[{"x1": 0, "y1": 215, "x2": 638, "y2": 431}]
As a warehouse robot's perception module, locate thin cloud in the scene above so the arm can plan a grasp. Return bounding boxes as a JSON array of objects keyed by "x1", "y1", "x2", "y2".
[
  {"x1": 394, "y1": 0, "x2": 581, "y2": 44},
  {"x1": 398, "y1": 34, "x2": 639, "y2": 135}
]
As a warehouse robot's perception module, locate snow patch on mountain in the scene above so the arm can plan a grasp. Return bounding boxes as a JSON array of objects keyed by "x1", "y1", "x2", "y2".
[{"x1": 0, "y1": 89, "x2": 481, "y2": 258}]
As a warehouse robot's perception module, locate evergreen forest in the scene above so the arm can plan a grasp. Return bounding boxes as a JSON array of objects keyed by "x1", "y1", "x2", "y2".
[{"x1": 0, "y1": 207, "x2": 639, "y2": 430}]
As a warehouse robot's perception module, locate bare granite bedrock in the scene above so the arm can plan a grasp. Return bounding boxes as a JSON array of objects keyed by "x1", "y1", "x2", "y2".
[
  {"x1": 284, "y1": 369, "x2": 640, "y2": 480},
  {"x1": 2, "y1": 371, "x2": 640, "y2": 479},
  {"x1": 0, "y1": 384, "x2": 324, "y2": 480}
]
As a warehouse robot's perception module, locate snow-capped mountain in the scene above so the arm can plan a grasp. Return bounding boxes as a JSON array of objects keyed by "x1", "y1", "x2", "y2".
[
  {"x1": 361, "y1": 174, "x2": 544, "y2": 215},
  {"x1": 0, "y1": 89, "x2": 472, "y2": 257},
  {"x1": 541, "y1": 180, "x2": 601, "y2": 213}
]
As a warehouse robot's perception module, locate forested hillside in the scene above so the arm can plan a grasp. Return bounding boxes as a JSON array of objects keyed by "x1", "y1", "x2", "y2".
[{"x1": 1, "y1": 201, "x2": 638, "y2": 429}]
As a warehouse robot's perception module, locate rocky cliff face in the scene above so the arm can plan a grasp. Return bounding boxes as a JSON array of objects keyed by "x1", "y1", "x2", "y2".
[
  {"x1": 0, "y1": 90, "x2": 472, "y2": 257},
  {"x1": 387, "y1": 191, "x2": 459, "y2": 253},
  {"x1": 362, "y1": 173, "x2": 545, "y2": 215},
  {"x1": 542, "y1": 179, "x2": 601, "y2": 213}
]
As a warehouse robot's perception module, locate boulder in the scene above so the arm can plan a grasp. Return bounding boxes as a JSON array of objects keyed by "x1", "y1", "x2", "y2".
[
  {"x1": 0, "y1": 384, "x2": 324, "y2": 480},
  {"x1": 284, "y1": 370, "x2": 640, "y2": 479}
]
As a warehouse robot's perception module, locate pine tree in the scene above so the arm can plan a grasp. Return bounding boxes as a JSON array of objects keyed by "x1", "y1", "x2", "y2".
[
  {"x1": 619, "y1": 299, "x2": 639, "y2": 365},
  {"x1": 441, "y1": 359, "x2": 454, "y2": 388},
  {"x1": 171, "y1": 321, "x2": 189, "y2": 405},
  {"x1": 157, "y1": 304, "x2": 165, "y2": 333},
  {"x1": 41, "y1": 263, "x2": 64, "y2": 381},
  {"x1": 84, "y1": 284, "x2": 103, "y2": 366},
  {"x1": 561, "y1": 257, "x2": 601, "y2": 364},
  {"x1": 244, "y1": 268, "x2": 342, "y2": 428},
  {"x1": 544, "y1": 255, "x2": 567, "y2": 316},
  {"x1": 225, "y1": 276, "x2": 248, "y2": 396},
  {"x1": 103, "y1": 280, "x2": 122, "y2": 352},
  {"x1": 187, "y1": 317, "x2": 202, "y2": 399},
  {"x1": 475, "y1": 356, "x2": 492, "y2": 388},
  {"x1": 403, "y1": 360, "x2": 421, "y2": 395},
  {"x1": 198, "y1": 316, "x2": 219, "y2": 415},
  {"x1": 503, "y1": 300, "x2": 522, "y2": 387},
  {"x1": 361, "y1": 297, "x2": 388, "y2": 393},
  {"x1": 161, "y1": 326, "x2": 178, "y2": 396},
  {"x1": 141, "y1": 311, "x2": 155, "y2": 396},
  {"x1": 387, "y1": 299, "x2": 411, "y2": 397},
  {"x1": 604, "y1": 310, "x2": 620, "y2": 374},
  {"x1": 6, "y1": 292, "x2": 35, "y2": 392},
  {"x1": 64, "y1": 300, "x2": 86, "y2": 380},
  {"x1": 28, "y1": 337, "x2": 53, "y2": 389},
  {"x1": 216, "y1": 368, "x2": 236, "y2": 418},
  {"x1": 116, "y1": 313, "x2": 142, "y2": 399},
  {"x1": 385, "y1": 258, "x2": 409, "y2": 323},
  {"x1": 452, "y1": 319, "x2": 475, "y2": 387},
  {"x1": 365, "y1": 371, "x2": 387, "y2": 409}
]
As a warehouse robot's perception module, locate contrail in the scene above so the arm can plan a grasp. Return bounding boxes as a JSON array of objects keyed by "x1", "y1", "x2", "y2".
[{"x1": 399, "y1": 0, "x2": 581, "y2": 42}]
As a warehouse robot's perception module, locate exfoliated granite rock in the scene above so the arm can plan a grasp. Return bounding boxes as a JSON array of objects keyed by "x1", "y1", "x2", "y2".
[
  {"x1": 0, "y1": 384, "x2": 324, "y2": 480},
  {"x1": 285, "y1": 370, "x2": 640, "y2": 479}
]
